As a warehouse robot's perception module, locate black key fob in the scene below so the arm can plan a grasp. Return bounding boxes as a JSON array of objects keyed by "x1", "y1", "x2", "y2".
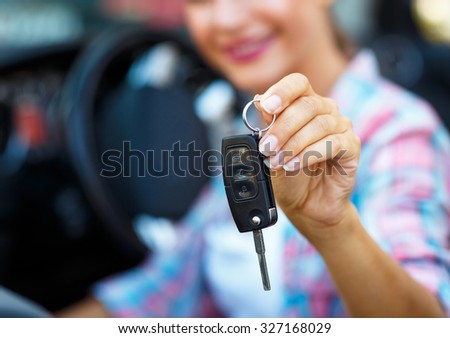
[
  {"x1": 222, "y1": 99, "x2": 278, "y2": 290},
  {"x1": 222, "y1": 134, "x2": 278, "y2": 233}
]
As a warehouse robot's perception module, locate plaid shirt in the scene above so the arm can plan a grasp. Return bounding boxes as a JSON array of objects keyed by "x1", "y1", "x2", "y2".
[{"x1": 94, "y1": 50, "x2": 450, "y2": 317}]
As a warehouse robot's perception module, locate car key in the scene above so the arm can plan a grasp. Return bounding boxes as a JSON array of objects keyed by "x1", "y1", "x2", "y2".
[{"x1": 222, "y1": 99, "x2": 278, "y2": 290}]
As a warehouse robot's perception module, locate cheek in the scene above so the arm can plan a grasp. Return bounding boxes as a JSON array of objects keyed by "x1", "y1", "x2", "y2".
[
  {"x1": 184, "y1": 10, "x2": 222, "y2": 70},
  {"x1": 185, "y1": 11, "x2": 206, "y2": 47},
  {"x1": 261, "y1": 10, "x2": 315, "y2": 67},
  {"x1": 258, "y1": 1, "x2": 318, "y2": 55},
  {"x1": 276, "y1": 1, "x2": 318, "y2": 42}
]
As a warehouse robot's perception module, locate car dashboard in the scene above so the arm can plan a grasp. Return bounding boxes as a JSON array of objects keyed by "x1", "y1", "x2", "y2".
[{"x1": 0, "y1": 41, "x2": 143, "y2": 312}]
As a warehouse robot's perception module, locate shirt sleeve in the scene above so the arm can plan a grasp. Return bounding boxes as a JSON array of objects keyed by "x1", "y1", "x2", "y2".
[
  {"x1": 92, "y1": 185, "x2": 221, "y2": 318},
  {"x1": 354, "y1": 99, "x2": 450, "y2": 316}
]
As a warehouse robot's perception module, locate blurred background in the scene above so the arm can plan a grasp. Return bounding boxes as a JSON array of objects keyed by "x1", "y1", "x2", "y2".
[{"x1": 0, "y1": 0, "x2": 449, "y2": 314}]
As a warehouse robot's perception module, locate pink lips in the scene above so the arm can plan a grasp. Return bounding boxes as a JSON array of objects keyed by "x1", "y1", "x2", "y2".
[{"x1": 223, "y1": 35, "x2": 274, "y2": 63}]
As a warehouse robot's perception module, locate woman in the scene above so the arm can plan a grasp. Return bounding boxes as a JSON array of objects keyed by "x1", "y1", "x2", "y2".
[{"x1": 61, "y1": 0, "x2": 450, "y2": 317}]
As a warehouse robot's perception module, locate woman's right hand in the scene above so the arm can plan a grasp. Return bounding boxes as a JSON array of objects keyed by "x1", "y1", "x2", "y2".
[{"x1": 255, "y1": 73, "x2": 361, "y2": 241}]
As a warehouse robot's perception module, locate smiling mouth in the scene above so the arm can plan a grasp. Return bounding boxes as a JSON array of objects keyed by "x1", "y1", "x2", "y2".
[{"x1": 223, "y1": 35, "x2": 274, "y2": 63}]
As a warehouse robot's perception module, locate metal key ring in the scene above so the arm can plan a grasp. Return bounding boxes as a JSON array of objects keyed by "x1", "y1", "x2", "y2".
[{"x1": 242, "y1": 99, "x2": 276, "y2": 134}]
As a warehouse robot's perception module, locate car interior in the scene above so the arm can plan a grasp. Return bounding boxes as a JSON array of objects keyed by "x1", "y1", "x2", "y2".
[{"x1": 0, "y1": 0, "x2": 449, "y2": 317}]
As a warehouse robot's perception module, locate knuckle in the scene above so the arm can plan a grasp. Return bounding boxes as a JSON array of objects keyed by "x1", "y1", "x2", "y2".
[
  {"x1": 314, "y1": 114, "x2": 332, "y2": 133},
  {"x1": 329, "y1": 99, "x2": 340, "y2": 113},
  {"x1": 331, "y1": 135, "x2": 342, "y2": 152},
  {"x1": 288, "y1": 133, "x2": 304, "y2": 153},
  {"x1": 285, "y1": 73, "x2": 309, "y2": 92},
  {"x1": 276, "y1": 118, "x2": 289, "y2": 133},
  {"x1": 276, "y1": 112, "x2": 296, "y2": 134},
  {"x1": 341, "y1": 116, "x2": 353, "y2": 130},
  {"x1": 300, "y1": 96, "x2": 319, "y2": 114},
  {"x1": 289, "y1": 72, "x2": 308, "y2": 85}
]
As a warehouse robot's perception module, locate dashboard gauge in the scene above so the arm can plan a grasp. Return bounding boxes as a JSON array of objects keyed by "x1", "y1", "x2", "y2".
[
  {"x1": 0, "y1": 66, "x2": 66, "y2": 174},
  {"x1": 14, "y1": 99, "x2": 48, "y2": 149}
]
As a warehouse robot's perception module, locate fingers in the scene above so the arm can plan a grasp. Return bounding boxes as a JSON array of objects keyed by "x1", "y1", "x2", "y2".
[
  {"x1": 264, "y1": 113, "x2": 352, "y2": 168},
  {"x1": 258, "y1": 96, "x2": 340, "y2": 158},
  {"x1": 282, "y1": 130, "x2": 360, "y2": 173},
  {"x1": 255, "y1": 73, "x2": 316, "y2": 118},
  {"x1": 254, "y1": 72, "x2": 359, "y2": 174}
]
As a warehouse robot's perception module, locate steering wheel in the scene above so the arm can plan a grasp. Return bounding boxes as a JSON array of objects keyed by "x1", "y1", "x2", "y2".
[{"x1": 59, "y1": 26, "x2": 223, "y2": 259}]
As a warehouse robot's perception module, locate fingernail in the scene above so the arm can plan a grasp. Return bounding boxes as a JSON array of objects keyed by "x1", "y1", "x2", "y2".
[
  {"x1": 261, "y1": 95, "x2": 282, "y2": 114},
  {"x1": 270, "y1": 150, "x2": 287, "y2": 169},
  {"x1": 263, "y1": 158, "x2": 272, "y2": 169},
  {"x1": 259, "y1": 135, "x2": 278, "y2": 156},
  {"x1": 283, "y1": 157, "x2": 301, "y2": 172},
  {"x1": 270, "y1": 154, "x2": 281, "y2": 169}
]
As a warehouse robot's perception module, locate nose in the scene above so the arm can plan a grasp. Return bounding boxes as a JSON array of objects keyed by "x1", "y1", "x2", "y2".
[{"x1": 211, "y1": 0, "x2": 248, "y2": 32}]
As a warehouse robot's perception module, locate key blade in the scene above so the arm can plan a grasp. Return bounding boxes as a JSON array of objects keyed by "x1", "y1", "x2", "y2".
[
  {"x1": 253, "y1": 229, "x2": 271, "y2": 291},
  {"x1": 257, "y1": 252, "x2": 271, "y2": 291}
]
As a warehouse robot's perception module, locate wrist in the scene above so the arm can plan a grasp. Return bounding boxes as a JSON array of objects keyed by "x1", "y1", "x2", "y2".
[{"x1": 294, "y1": 201, "x2": 361, "y2": 250}]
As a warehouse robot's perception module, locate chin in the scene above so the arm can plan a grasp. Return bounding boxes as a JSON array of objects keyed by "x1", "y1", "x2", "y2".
[
  {"x1": 229, "y1": 72, "x2": 280, "y2": 94},
  {"x1": 224, "y1": 60, "x2": 290, "y2": 94},
  {"x1": 231, "y1": 78, "x2": 263, "y2": 93}
]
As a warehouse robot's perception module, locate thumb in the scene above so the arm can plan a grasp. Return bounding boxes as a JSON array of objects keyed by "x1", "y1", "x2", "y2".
[{"x1": 253, "y1": 94, "x2": 274, "y2": 125}]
